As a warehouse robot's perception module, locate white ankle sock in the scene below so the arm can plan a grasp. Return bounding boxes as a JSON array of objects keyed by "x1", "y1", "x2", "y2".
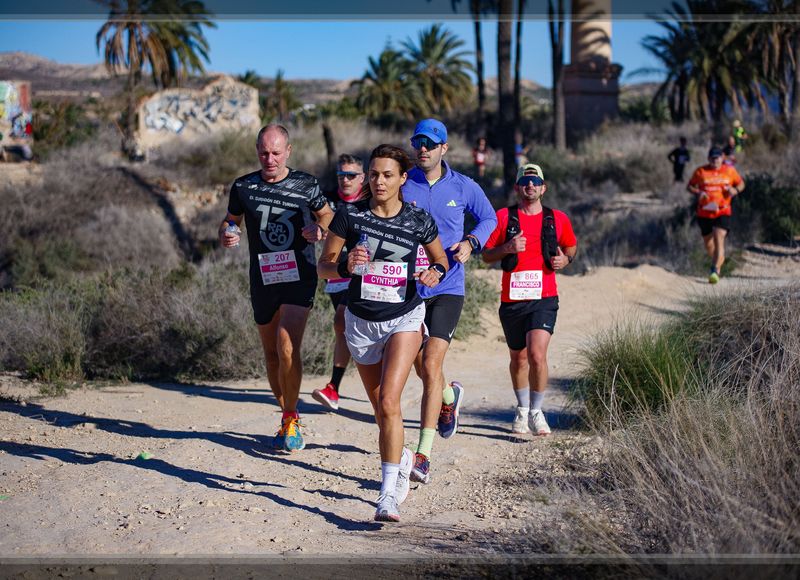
[
  {"x1": 531, "y1": 391, "x2": 545, "y2": 411},
  {"x1": 380, "y1": 462, "x2": 400, "y2": 497}
]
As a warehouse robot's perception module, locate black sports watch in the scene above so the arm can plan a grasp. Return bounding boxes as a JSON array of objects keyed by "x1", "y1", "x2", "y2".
[
  {"x1": 464, "y1": 234, "x2": 480, "y2": 252},
  {"x1": 429, "y1": 263, "x2": 447, "y2": 280}
]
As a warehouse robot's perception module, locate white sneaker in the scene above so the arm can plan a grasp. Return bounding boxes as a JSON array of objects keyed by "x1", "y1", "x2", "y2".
[
  {"x1": 512, "y1": 406, "x2": 530, "y2": 434},
  {"x1": 529, "y1": 409, "x2": 551, "y2": 436},
  {"x1": 374, "y1": 494, "x2": 400, "y2": 522},
  {"x1": 395, "y1": 447, "x2": 413, "y2": 505}
]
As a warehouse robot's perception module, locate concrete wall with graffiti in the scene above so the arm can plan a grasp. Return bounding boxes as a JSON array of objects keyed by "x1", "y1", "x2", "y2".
[
  {"x1": 138, "y1": 76, "x2": 260, "y2": 149},
  {"x1": 0, "y1": 80, "x2": 33, "y2": 146}
]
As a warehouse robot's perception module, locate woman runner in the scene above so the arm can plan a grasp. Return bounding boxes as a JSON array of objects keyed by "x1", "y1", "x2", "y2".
[{"x1": 318, "y1": 144, "x2": 448, "y2": 522}]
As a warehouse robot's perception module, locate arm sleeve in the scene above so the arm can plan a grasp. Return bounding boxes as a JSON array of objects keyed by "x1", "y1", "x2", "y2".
[
  {"x1": 484, "y1": 210, "x2": 508, "y2": 250},
  {"x1": 465, "y1": 179, "x2": 498, "y2": 246},
  {"x1": 328, "y1": 205, "x2": 349, "y2": 240},
  {"x1": 307, "y1": 178, "x2": 327, "y2": 212},
  {"x1": 227, "y1": 181, "x2": 244, "y2": 216}
]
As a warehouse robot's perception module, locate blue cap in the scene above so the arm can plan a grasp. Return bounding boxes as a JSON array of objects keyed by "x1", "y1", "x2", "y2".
[{"x1": 412, "y1": 119, "x2": 447, "y2": 144}]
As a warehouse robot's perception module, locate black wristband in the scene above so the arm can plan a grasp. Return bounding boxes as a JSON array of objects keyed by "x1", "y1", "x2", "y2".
[
  {"x1": 567, "y1": 254, "x2": 574, "y2": 264},
  {"x1": 464, "y1": 235, "x2": 480, "y2": 252},
  {"x1": 336, "y1": 259, "x2": 351, "y2": 278},
  {"x1": 429, "y1": 263, "x2": 447, "y2": 280}
]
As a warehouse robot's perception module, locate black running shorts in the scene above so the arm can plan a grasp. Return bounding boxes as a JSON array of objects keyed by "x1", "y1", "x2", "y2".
[
  {"x1": 423, "y1": 294, "x2": 465, "y2": 343},
  {"x1": 250, "y1": 279, "x2": 316, "y2": 325},
  {"x1": 499, "y1": 296, "x2": 559, "y2": 351},
  {"x1": 697, "y1": 215, "x2": 731, "y2": 236}
]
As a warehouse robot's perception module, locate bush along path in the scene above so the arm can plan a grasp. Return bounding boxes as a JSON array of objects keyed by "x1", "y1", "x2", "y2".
[{"x1": 0, "y1": 260, "x2": 798, "y2": 557}]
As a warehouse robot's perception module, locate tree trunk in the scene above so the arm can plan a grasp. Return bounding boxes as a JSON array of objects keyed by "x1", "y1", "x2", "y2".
[
  {"x1": 677, "y1": 74, "x2": 687, "y2": 123},
  {"x1": 124, "y1": 70, "x2": 138, "y2": 157},
  {"x1": 472, "y1": 0, "x2": 487, "y2": 136},
  {"x1": 791, "y1": 28, "x2": 800, "y2": 139},
  {"x1": 514, "y1": 0, "x2": 524, "y2": 128},
  {"x1": 322, "y1": 122, "x2": 337, "y2": 190},
  {"x1": 549, "y1": 0, "x2": 566, "y2": 151},
  {"x1": 498, "y1": 0, "x2": 516, "y2": 194}
]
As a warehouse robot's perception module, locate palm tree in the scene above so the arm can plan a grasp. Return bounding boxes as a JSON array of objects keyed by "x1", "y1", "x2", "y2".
[
  {"x1": 353, "y1": 47, "x2": 422, "y2": 124},
  {"x1": 96, "y1": 0, "x2": 214, "y2": 155},
  {"x1": 498, "y1": 0, "x2": 516, "y2": 191},
  {"x1": 401, "y1": 23, "x2": 474, "y2": 115},
  {"x1": 237, "y1": 69, "x2": 261, "y2": 89},
  {"x1": 636, "y1": 0, "x2": 768, "y2": 134},
  {"x1": 548, "y1": 0, "x2": 566, "y2": 150},
  {"x1": 514, "y1": 0, "x2": 524, "y2": 128},
  {"x1": 750, "y1": 0, "x2": 800, "y2": 134},
  {"x1": 263, "y1": 69, "x2": 300, "y2": 124},
  {"x1": 472, "y1": 0, "x2": 488, "y2": 134}
]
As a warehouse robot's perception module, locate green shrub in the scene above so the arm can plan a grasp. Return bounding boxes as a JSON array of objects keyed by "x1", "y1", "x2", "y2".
[
  {"x1": 32, "y1": 100, "x2": 98, "y2": 159},
  {"x1": 573, "y1": 320, "x2": 703, "y2": 426},
  {"x1": 454, "y1": 260, "x2": 497, "y2": 341},
  {"x1": 734, "y1": 173, "x2": 800, "y2": 245}
]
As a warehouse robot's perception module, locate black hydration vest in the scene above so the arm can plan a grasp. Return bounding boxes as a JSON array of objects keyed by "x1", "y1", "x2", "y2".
[{"x1": 500, "y1": 205, "x2": 559, "y2": 273}]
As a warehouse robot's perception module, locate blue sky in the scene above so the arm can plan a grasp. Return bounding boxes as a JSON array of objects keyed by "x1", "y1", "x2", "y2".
[{"x1": 0, "y1": 19, "x2": 664, "y2": 86}]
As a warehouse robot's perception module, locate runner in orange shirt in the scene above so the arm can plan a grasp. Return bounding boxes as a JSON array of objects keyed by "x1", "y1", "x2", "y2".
[{"x1": 687, "y1": 146, "x2": 745, "y2": 284}]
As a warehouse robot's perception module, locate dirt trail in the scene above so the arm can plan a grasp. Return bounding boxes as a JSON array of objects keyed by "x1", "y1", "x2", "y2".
[{"x1": 1, "y1": 252, "x2": 797, "y2": 556}]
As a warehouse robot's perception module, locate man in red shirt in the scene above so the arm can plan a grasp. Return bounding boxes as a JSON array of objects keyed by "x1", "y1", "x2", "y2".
[
  {"x1": 687, "y1": 146, "x2": 745, "y2": 284},
  {"x1": 483, "y1": 164, "x2": 577, "y2": 436}
]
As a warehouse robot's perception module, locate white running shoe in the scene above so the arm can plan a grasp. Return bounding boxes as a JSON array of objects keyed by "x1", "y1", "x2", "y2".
[
  {"x1": 512, "y1": 406, "x2": 531, "y2": 434},
  {"x1": 529, "y1": 409, "x2": 551, "y2": 436},
  {"x1": 374, "y1": 494, "x2": 400, "y2": 522},
  {"x1": 395, "y1": 447, "x2": 413, "y2": 505}
]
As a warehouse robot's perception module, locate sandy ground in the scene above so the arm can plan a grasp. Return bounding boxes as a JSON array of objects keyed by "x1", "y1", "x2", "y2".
[{"x1": 1, "y1": 245, "x2": 798, "y2": 556}]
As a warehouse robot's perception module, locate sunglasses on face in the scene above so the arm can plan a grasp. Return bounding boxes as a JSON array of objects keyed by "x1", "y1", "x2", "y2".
[
  {"x1": 517, "y1": 175, "x2": 544, "y2": 187},
  {"x1": 410, "y1": 136, "x2": 442, "y2": 150},
  {"x1": 337, "y1": 171, "x2": 363, "y2": 180}
]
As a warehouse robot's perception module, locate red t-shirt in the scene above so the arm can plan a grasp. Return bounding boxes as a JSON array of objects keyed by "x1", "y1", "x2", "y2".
[
  {"x1": 485, "y1": 207, "x2": 577, "y2": 303},
  {"x1": 688, "y1": 164, "x2": 743, "y2": 218}
]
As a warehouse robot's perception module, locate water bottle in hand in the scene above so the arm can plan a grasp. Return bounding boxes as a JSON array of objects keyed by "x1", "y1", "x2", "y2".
[
  {"x1": 225, "y1": 220, "x2": 241, "y2": 248},
  {"x1": 353, "y1": 233, "x2": 370, "y2": 276}
]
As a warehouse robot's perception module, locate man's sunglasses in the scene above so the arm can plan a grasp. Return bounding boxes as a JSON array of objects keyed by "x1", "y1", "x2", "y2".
[
  {"x1": 517, "y1": 175, "x2": 544, "y2": 187},
  {"x1": 410, "y1": 136, "x2": 442, "y2": 150},
  {"x1": 337, "y1": 171, "x2": 363, "y2": 180}
]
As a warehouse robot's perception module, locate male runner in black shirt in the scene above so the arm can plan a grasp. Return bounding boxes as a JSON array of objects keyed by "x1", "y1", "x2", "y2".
[{"x1": 220, "y1": 124, "x2": 333, "y2": 452}]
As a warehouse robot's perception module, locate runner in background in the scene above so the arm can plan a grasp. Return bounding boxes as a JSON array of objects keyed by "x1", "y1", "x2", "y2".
[
  {"x1": 312, "y1": 154, "x2": 367, "y2": 411},
  {"x1": 318, "y1": 144, "x2": 448, "y2": 522},
  {"x1": 220, "y1": 124, "x2": 333, "y2": 452},
  {"x1": 668, "y1": 136, "x2": 690, "y2": 182},
  {"x1": 687, "y1": 146, "x2": 745, "y2": 284},
  {"x1": 472, "y1": 137, "x2": 489, "y2": 179},
  {"x1": 482, "y1": 163, "x2": 577, "y2": 436}
]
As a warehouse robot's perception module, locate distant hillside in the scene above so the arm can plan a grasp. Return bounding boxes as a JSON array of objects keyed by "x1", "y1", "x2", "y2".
[
  {"x1": 0, "y1": 51, "x2": 355, "y2": 105},
  {"x1": 1, "y1": 51, "x2": 659, "y2": 109}
]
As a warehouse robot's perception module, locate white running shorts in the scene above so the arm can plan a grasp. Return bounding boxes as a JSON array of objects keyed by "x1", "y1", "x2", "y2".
[{"x1": 344, "y1": 303, "x2": 428, "y2": 365}]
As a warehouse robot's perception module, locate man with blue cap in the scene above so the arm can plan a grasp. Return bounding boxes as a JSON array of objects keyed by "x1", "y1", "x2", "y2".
[{"x1": 402, "y1": 118, "x2": 497, "y2": 484}]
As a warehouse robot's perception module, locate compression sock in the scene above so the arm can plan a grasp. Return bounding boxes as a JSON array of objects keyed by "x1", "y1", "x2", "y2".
[
  {"x1": 416, "y1": 428, "x2": 436, "y2": 459},
  {"x1": 531, "y1": 391, "x2": 545, "y2": 412},
  {"x1": 514, "y1": 388, "x2": 530, "y2": 409},
  {"x1": 330, "y1": 366, "x2": 345, "y2": 392},
  {"x1": 442, "y1": 383, "x2": 456, "y2": 405},
  {"x1": 380, "y1": 462, "x2": 400, "y2": 497}
]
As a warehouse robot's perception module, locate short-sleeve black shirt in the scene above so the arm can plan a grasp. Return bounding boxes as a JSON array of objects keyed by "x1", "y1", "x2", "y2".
[
  {"x1": 228, "y1": 169, "x2": 327, "y2": 286},
  {"x1": 328, "y1": 200, "x2": 438, "y2": 322}
]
